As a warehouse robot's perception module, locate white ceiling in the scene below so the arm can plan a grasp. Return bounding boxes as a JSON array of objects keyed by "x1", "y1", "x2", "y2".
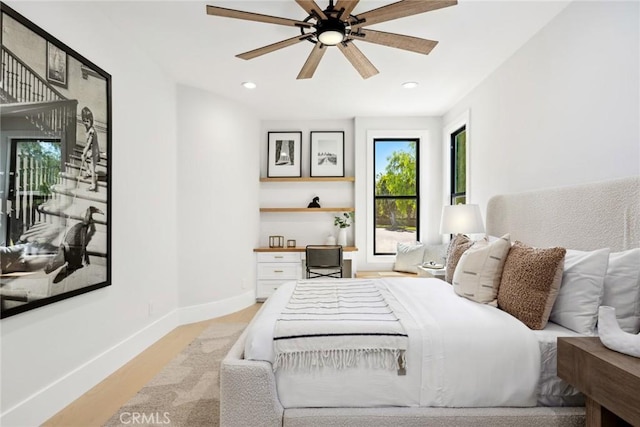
[{"x1": 99, "y1": 0, "x2": 571, "y2": 120}]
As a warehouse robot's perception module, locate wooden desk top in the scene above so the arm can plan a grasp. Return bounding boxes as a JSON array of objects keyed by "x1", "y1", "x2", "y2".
[
  {"x1": 254, "y1": 247, "x2": 358, "y2": 252},
  {"x1": 557, "y1": 337, "x2": 640, "y2": 426}
]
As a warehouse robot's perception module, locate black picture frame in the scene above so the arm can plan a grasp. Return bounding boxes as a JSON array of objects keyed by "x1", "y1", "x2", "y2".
[
  {"x1": 267, "y1": 131, "x2": 302, "y2": 178},
  {"x1": 46, "y1": 41, "x2": 67, "y2": 88},
  {"x1": 310, "y1": 131, "x2": 345, "y2": 177},
  {"x1": 0, "y1": 2, "x2": 112, "y2": 319}
]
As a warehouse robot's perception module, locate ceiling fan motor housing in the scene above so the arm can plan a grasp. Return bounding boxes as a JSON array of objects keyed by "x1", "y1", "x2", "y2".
[{"x1": 316, "y1": 17, "x2": 347, "y2": 45}]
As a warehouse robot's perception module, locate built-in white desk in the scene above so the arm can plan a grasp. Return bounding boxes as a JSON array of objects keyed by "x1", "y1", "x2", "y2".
[{"x1": 253, "y1": 247, "x2": 358, "y2": 300}]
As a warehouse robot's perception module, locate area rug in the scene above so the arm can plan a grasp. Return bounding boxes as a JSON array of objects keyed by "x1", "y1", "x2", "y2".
[{"x1": 104, "y1": 322, "x2": 247, "y2": 427}]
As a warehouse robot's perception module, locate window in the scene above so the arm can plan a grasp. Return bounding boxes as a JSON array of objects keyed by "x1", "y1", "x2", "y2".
[
  {"x1": 5, "y1": 139, "x2": 60, "y2": 244},
  {"x1": 450, "y1": 126, "x2": 466, "y2": 205},
  {"x1": 373, "y1": 138, "x2": 419, "y2": 255}
]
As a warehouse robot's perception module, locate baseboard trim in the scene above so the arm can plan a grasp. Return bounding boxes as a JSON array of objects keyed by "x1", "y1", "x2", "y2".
[
  {"x1": 0, "y1": 291, "x2": 256, "y2": 427},
  {"x1": 178, "y1": 290, "x2": 256, "y2": 325},
  {"x1": 0, "y1": 310, "x2": 180, "y2": 427}
]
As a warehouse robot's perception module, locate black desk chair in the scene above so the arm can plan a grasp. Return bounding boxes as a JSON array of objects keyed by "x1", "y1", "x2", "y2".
[{"x1": 305, "y1": 245, "x2": 343, "y2": 279}]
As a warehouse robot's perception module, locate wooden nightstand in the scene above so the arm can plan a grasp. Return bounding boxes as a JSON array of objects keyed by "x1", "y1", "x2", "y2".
[{"x1": 557, "y1": 337, "x2": 640, "y2": 427}]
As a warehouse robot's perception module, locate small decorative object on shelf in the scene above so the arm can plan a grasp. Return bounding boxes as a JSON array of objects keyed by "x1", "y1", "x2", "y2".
[
  {"x1": 334, "y1": 212, "x2": 354, "y2": 246},
  {"x1": 334, "y1": 212, "x2": 354, "y2": 228},
  {"x1": 269, "y1": 235, "x2": 284, "y2": 248},
  {"x1": 307, "y1": 196, "x2": 321, "y2": 208},
  {"x1": 287, "y1": 239, "x2": 296, "y2": 248},
  {"x1": 422, "y1": 261, "x2": 445, "y2": 269}
]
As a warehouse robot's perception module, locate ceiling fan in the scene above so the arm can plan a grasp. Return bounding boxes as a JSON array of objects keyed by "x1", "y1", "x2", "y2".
[{"x1": 205, "y1": 0, "x2": 457, "y2": 80}]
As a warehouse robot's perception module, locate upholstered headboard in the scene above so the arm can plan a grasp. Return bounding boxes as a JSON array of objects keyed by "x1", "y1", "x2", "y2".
[{"x1": 486, "y1": 177, "x2": 639, "y2": 252}]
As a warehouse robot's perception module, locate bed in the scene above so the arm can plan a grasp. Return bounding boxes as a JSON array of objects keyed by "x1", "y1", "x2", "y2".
[{"x1": 220, "y1": 176, "x2": 639, "y2": 427}]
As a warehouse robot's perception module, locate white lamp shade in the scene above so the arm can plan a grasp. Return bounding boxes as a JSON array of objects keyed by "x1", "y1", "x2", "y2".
[{"x1": 440, "y1": 204, "x2": 485, "y2": 235}]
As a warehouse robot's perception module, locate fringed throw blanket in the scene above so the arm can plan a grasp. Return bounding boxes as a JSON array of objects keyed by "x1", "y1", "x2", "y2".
[{"x1": 273, "y1": 280, "x2": 408, "y2": 373}]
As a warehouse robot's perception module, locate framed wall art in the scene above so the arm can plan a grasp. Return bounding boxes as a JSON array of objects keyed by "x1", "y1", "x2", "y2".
[
  {"x1": 0, "y1": 2, "x2": 112, "y2": 318},
  {"x1": 310, "y1": 131, "x2": 344, "y2": 177},
  {"x1": 46, "y1": 41, "x2": 67, "y2": 88},
  {"x1": 267, "y1": 131, "x2": 302, "y2": 177}
]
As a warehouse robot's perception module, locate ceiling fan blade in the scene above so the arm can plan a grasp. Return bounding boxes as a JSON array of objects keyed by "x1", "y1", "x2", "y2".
[
  {"x1": 334, "y1": 0, "x2": 360, "y2": 19},
  {"x1": 349, "y1": 29, "x2": 437, "y2": 55},
  {"x1": 337, "y1": 42, "x2": 379, "y2": 79},
  {"x1": 237, "y1": 34, "x2": 315, "y2": 60},
  {"x1": 294, "y1": 0, "x2": 327, "y2": 20},
  {"x1": 297, "y1": 43, "x2": 328, "y2": 79},
  {"x1": 352, "y1": 0, "x2": 457, "y2": 29},
  {"x1": 206, "y1": 5, "x2": 313, "y2": 28}
]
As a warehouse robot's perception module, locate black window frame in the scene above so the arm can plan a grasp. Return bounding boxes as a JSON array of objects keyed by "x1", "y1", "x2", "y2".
[
  {"x1": 372, "y1": 137, "x2": 420, "y2": 256},
  {"x1": 450, "y1": 125, "x2": 466, "y2": 205}
]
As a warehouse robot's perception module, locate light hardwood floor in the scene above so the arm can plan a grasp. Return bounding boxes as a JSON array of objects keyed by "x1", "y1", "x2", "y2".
[{"x1": 42, "y1": 303, "x2": 262, "y2": 427}]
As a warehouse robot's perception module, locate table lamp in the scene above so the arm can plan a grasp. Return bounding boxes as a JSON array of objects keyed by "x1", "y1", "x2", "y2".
[{"x1": 439, "y1": 204, "x2": 485, "y2": 236}]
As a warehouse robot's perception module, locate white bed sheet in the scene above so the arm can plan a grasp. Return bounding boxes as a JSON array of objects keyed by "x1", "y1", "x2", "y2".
[
  {"x1": 532, "y1": 322, "x2": 585, "y2": 406},
  {"x1": 245, "y1": 277, "x2": 541, "y2": 409}
]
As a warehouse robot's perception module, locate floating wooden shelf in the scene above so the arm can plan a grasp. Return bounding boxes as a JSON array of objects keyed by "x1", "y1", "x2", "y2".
[
  {"x1": 260, "y1": 177, "x2": 355, "y2": 183},
  {"x1": 259, "y1": 207, "x2": 355, "y2": 213}
]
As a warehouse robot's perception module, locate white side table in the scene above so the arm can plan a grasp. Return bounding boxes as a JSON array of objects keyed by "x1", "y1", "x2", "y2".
[{"x1": 417, "y1": 265, "x2": 446, "y2": 279}]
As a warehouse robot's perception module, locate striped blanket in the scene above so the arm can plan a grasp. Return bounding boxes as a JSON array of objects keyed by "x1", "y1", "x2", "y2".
[{"x1": 273, "y1": 280, "x2": 408, "y2": 373}]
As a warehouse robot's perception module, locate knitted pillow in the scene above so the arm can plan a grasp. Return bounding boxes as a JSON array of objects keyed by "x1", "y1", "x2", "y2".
[
  {"x1": 452, "y1": 234, "x2": 511, "y2": 305},
  {"x1": 497, "y1": 241, "x2": 566, "y2": 330},
  {"x1": 445, "y1": 234, "x2": 473, "y2": 284}
]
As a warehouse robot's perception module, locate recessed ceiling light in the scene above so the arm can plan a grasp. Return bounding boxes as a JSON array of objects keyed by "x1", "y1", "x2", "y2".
[
  {"x1": 241, "y1": 81, "x2": 257, "y2": 89},
  {"x1": 402, "y1": 81, "x2": 419, "y2": 89}
]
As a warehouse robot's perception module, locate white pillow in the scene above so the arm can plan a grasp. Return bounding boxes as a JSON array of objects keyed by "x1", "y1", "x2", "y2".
[
  {"x1": 393, "y1": 242, "x2": 424, "y2": 274},
  {"x1": 549, "y1": 248, "x2": 610, "y2": 335},
  {"x1": 453, "y1": 234, "x2": 511, "y2": 305},
  {"x1": 602, "y1": 248, "x2": 640, "y2": 333}
]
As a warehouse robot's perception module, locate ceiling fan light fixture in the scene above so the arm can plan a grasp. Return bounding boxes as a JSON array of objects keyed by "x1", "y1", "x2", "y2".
[{"x1": 316, "y1": 18, "x2": 346, "y2": 46}]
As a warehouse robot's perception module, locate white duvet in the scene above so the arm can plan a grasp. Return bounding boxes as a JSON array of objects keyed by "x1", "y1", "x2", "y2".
[{"x1": 245, "y1": 278, "x2": 541, "y2": 408}]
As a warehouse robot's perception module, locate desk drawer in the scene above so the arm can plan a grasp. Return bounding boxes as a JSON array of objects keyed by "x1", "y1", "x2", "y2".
[
  {"x1": 257, "y1": 252, "x2": 300, "y2": 263},
  {"x1": 257, "y1": 263, "x2": 300, "y2": 279}
]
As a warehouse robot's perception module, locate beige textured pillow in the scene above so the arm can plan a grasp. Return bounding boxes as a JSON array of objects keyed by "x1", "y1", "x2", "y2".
[
  {"x1": 453, "y1": 234, "x2": 511, "y2": 305},
  {"x1": 445, "y1": 234, "x2": 473, "y2": 283},
  {"x1": 497, "y1": 241, "x2": 566, "y2": 330}
]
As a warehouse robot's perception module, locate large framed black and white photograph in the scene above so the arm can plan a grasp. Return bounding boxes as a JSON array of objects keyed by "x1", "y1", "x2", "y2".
[
  {"x1": 0, "y1": 2, "x2": 112, "y2": 318},
  {"x1": 267, "y1": 131, "x2": 302, "y2": 178},
  {"x1": 310, "y1": 131, "x2": 344, "y2": 177}
]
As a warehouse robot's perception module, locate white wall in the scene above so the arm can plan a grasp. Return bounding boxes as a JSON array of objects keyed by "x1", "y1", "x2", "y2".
[
  {"x1": 444, "y1": 0, "x2": 640, "y2": 215},
  {"x1": 1, "y1": 2, "x2": 180, "y2": 425},
  {"x1": 176, "y1": 85, "x2": 260, "y2": 320}
]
